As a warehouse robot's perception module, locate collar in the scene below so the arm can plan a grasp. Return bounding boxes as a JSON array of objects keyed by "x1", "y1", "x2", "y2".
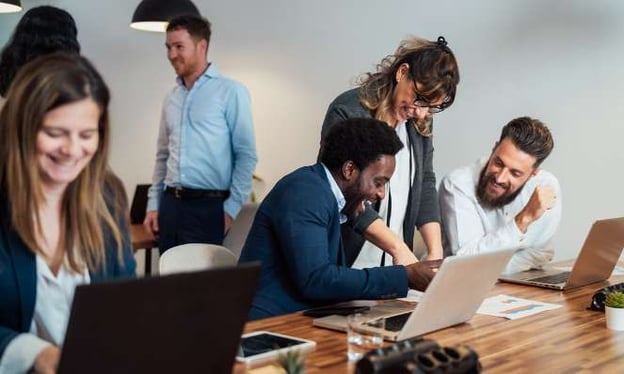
[
  {"x1": 175, "y1": 62, "x2": 220, "y2": 87},
  {"x1": 321, "y1": 164, "x2": 347, "y2": 224}
]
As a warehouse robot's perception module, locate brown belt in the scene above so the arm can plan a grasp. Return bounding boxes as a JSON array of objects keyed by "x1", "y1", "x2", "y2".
[{"x1": 164, "y1": 186, "x2": 229, "y2": 200}]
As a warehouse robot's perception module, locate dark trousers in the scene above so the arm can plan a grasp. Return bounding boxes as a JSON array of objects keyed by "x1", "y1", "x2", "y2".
[{"x1": 158, "y1": 193, "x2": 225, "y2": 254}]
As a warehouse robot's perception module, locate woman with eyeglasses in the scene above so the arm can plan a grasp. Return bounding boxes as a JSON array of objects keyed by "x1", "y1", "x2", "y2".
[
  {"x1": 0, "y1": 53, "x2": 136, "y2": 374},
  {"x1": 320, "y1": 36, "x2": 460, "y2": 269}
]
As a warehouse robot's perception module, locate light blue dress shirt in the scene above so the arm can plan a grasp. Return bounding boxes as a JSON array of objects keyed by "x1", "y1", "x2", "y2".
[
  {"x1": 147, "y1": 63, "x2": 257, "y2": 218},
  {"x1": 322, "y1": 164, "x2": 347, "y2": 224}
]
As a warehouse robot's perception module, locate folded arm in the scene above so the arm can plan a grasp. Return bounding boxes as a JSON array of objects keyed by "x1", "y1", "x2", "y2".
[
  {"x1": 439, "y1": 175, "x2": 561, "y2": 271},
  {"x1": 439, "y1": 177, "x2": 524, "y2": 256}
]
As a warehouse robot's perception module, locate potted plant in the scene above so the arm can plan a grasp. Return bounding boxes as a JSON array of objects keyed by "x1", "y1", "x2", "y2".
[
  {"x1": 278, "y1": 349, "x2": 306, "y2": 374},
  {"x1": 605, "y1": 291, "x2": 624, "y2": 331}
]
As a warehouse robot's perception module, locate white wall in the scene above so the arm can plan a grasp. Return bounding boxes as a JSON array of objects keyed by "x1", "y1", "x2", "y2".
[{"x1": 2, "y1": 0, "x2": 623, "y2": 261}]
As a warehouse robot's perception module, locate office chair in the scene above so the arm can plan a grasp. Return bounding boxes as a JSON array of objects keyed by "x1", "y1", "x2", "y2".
[
  {"x1": 129, "y1": 184, "x2": 157, "y2": 276},
  {"x1": 223, "y1": 203, "x2": 259, "y2": 259},
  {"x1": 130, "y1": 184, "x2": 151, "y2": 224},
  {"x1": 159, "y1": 243, "x2": 237, "y2": 275}
]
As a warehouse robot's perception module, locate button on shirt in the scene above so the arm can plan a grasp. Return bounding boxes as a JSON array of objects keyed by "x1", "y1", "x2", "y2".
[
  {"x1": 439, "y1": 158, "x2": 562, "y2": 274},
  {"x1": 147, "y1": 63, "x2": 257, "y2": 218}
]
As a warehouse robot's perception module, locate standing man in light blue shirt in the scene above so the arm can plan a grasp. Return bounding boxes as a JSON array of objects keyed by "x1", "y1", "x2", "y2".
[{"x1": 144, "y1": 15, "x2": 257, "y2": 253}]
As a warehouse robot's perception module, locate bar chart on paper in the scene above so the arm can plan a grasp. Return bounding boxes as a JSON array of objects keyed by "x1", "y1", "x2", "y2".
[{"x1": 477, "y1": 294, "x2": 561, "y2": 319}]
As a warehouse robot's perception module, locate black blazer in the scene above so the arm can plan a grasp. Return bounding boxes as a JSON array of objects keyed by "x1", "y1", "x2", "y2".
[{"x1": 0, "y1": 188, "x2": 136, "y2": 359}]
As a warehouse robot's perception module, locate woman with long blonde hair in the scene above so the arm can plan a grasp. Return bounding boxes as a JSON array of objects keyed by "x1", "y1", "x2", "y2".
[
  {"x1": 320, "y1": 36, "x2": 460, "y2": 269},
  {"x1": 0, "y1": 53, "x2": 135, "y2": 374}
]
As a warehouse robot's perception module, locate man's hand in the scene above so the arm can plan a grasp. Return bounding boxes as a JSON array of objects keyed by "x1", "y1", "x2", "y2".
[
  {"x1": 224, "y1": 212, "x2": 233, "y2": 234},
  {"x1": 405, "y1": 259, "x2": 443, "y2": 291},
  {"x1": 33, "y1": 345, "x2": 60, "y2": 374},
  {"x1": 143, "y1": 210, "x2": 159, "y2": 236},
  {"x1": 515, "y1": 185, "x2": 556, "y2": 233}
]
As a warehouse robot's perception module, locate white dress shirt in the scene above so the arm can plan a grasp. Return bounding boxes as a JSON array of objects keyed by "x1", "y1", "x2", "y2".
[
  {"x1": 439, "y1": 158, "x2": 562, "y2": 274},
  {"x1": 0, "y1": 256, "x2": 90, "y2": 374}
]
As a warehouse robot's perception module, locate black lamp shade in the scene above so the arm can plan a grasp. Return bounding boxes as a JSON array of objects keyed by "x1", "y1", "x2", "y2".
[
  {"x1": 0, "y1": 0, "x2": 22, "y2": 13},
  {"x1": 130, "y1": 0, "x2": 200, "y2": 32}
]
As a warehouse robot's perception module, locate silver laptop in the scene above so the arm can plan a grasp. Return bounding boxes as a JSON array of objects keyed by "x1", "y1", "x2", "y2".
[
  {"x1": 499, "y1": 217, "x2": 624, "y2": 290},
  {"x1": 313, "y1": 249, "x2": 514, "y2": 341}
]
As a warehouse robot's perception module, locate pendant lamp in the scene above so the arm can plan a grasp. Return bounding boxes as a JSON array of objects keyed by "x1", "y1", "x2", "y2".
[
  {"x1": 130, "y1": 0, "x2": 200, "y2": 32},
  {"x1": 0, "y1": 0, "x2": 21, "y2": 13}
]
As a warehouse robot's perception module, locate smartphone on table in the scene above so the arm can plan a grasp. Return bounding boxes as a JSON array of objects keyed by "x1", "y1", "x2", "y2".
[{"x1": 236, "y1": 331, "x2": 316, "y2": 364}]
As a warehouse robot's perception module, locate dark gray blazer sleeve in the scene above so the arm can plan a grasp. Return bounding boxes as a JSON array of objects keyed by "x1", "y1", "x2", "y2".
[
  {"x1": 415, "y1": 136, "x2": 441, "y2": 227},
  {"x1": 321, "y1": 104, "x2": 350, "y2": 143},
  {"x1": 320, "y1": 89, "x2": 372, "y2": 145}
]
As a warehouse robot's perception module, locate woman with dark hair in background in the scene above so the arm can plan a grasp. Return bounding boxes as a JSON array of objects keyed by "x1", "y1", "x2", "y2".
[
  {"x1": 0, "y1": 53, "x2": 135, "y2": 374},
  {"x1": 0, "y1": 5, "x2": 80, "y2": 101},
  {"x1": 320, "y1": 36, "x2": 460, "y2": 269}
]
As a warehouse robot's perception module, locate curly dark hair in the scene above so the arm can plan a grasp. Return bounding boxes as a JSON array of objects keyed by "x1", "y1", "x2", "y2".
[
  {"x1": 0, "y1": 6, "x2": 80, "y2": 96},
  {"x1": 320, "y1": 118, "x2": 404, "y2": 172},
  {"x1": 499, "y1": 117, "x2": 554, "y2": 167}
]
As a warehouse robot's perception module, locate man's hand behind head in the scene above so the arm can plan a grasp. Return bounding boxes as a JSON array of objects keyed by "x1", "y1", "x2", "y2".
[{"x1": 405, "y1": 259, "x2": 443, "y2": 291}]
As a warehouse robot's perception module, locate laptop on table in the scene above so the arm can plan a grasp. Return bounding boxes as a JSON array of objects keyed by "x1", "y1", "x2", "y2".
[
  {"x1": 313, "y1": 249, "x2": 515, "y2": 341},
  {"x1": 499, "y1": 217, "x2": 624, "y2": 290},
  {"x1": 58, "y1": 263, "x2": 260, "y2": 374}
]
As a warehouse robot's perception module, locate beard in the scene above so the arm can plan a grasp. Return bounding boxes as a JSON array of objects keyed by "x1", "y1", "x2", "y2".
[
  {"x1": 342, "y1": 188, "x2": 365, "y2": 220},
  {"x1": 476, "y1": 166, "x2": 525, "y2": 209},
  {"x1": 341, "y1": 176, "x2": 369, "y2": 220}
]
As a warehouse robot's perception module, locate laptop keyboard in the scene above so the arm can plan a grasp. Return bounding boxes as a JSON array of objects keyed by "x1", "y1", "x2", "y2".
[
  {"x1": 384, "y1": 312, "x2": 412, "y2": 332},
  {"x1": 529, "y1": 271, "x2": 571, "y2": 285}
]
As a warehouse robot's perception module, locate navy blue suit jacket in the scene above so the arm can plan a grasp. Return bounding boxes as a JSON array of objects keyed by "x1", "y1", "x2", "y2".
[
  {"x1": 238, "y1": 164, "x2": 408, "y2": 320},
  {"x1": 0, "y1": 191, "x2": 136, "y2": 359}
]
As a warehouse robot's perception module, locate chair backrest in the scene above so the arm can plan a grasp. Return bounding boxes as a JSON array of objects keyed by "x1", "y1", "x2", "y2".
[
  {"x1": 223, "y1": 203, "x2": 259, "y2": 259},
  {"x1": 159, "y1": 243, "x2": 237, "y2": 275},
  {"x1": 130, "y1": 184, "x2": 151, "y2": 224}
]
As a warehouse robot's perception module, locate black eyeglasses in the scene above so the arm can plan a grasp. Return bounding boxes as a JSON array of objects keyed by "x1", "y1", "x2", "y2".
[{"x1": 412, "y1": 92, "x2": 449, "y2": 114}]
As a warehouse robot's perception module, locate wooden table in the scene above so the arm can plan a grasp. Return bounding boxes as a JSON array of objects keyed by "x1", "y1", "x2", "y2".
[
  {"x1": 243, "y1": 273, "x2": 624, "y2": 373},
  {"x1": 130, "y1": 224, "x2": 157, "y2": 275}
]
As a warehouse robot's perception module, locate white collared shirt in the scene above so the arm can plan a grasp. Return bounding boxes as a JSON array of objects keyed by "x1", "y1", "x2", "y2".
[
  {"x1": 322, "y1": 163, "x2": 347, "y2": 224},
  {"x1": 0, "y1": 255, "x2": 90, "y2": 373},
  {"x1": 439, "y1": 158, "x2": 562, "y2": 274}
]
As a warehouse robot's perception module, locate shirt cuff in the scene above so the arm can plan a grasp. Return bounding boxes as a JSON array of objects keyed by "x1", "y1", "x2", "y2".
[
  {"x1": 223, "y1": 198, "x2": 241, "y2": 219},
  {"x1": 0, "y1": 334, "x2": 52, "y2": 374},
  {"x1": 146, "y1": 197, "x2": 159, "y2": 212}
]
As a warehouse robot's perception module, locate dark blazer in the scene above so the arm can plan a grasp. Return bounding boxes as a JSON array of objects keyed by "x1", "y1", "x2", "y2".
[
  {"x1": 238, "y1": 164, "x2": 407, "y2": 320},
  {"x1": 320, "y1": 88, "x2": 441, "y2": 265},
  {"x1": 0, "y1": 189, "x2": 136, "y2": 359}
]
